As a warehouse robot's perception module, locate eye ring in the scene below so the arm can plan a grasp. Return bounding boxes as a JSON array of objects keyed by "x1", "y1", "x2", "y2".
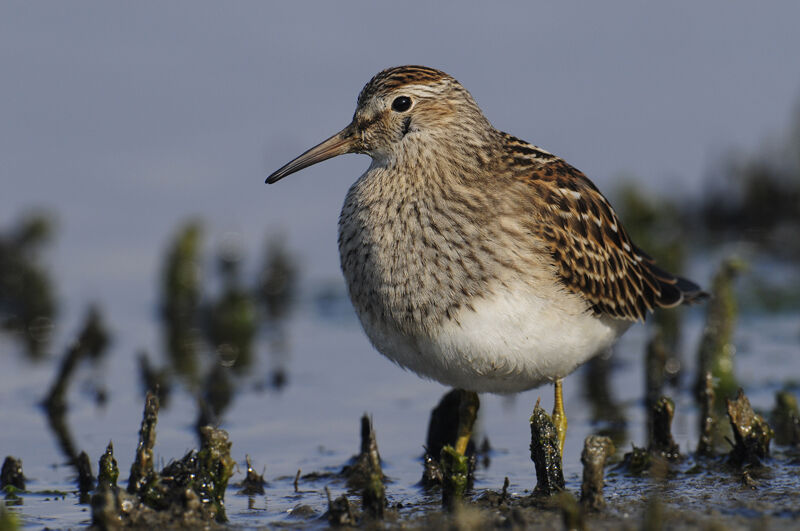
[{"x1": 391, "y1": 96, "x2": 412, "y2": 112}]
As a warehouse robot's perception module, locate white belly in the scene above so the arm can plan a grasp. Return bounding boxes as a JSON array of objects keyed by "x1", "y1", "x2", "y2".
[{"x1": 357, "y1": 283, "x2": 631, "y2": 393}]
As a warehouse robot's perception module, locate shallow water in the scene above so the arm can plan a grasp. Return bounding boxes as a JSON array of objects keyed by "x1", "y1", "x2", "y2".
[{"x1": 2, "y1": 263, "x2": 799, "y2": 529}]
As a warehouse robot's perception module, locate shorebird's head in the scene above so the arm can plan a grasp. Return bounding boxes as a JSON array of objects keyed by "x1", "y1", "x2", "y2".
[{"x1": 266, "y1": 65, "x2": 491, "y2": 184}]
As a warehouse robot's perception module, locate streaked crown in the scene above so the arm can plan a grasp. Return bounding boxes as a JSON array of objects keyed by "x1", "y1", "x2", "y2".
[{"x1": 357, "y1": 65, "x2": 454, "y2": 106}]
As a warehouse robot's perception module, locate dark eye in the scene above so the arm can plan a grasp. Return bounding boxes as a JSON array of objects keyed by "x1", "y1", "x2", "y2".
[{"x1": 391, "y1": 96, "x2": 412, "y2": 112}]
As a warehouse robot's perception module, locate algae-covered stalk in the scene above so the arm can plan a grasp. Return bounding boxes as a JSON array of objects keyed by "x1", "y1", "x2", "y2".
[
  {"x1": 648, "y1": 397, "x2": 680, "y2": 461},
  {"x1": 97, "y1": 442, "x2": 118, "y2": 491},
  {"x1": 620, "y1": 445, "x2": 652, "y2": 476},
  {"x1": 727, "y1": 389, "x2": 773, "y2": 466},
  {"x1": 91, "y1": 394, "x2": 238, "y2": 527},
  {"x1": 695, "y1": 258, "x2": 746, "y2": 407},
  {"x1": 619, "y1": 398, "x2": 680, "y2": 476},
  {"x1": 342, "y1": 415, "x2": 385, "y2": 519},
  {"x1": 128, "y1": 391, "x2": 159, "y2": 495},
  {"x1": 238, "y1": 455, "x2": 265, "y2": 495},
  {"x1": 645, "y1": 333, "x2": 668, "y2": 445},
  {"x1": 580, "y1": 435, "x2": 615, "y2": 511},
  {"x1": 362, "y1": 452, "x2": 385, "y2": 519},
  {"x1": 696, "y1": 372, "x2": 716, "y2": 456},
  {"x1": 76, "y1": 451, "x2": 95, "y2": 498},
  {"x1": 325, "y1": 487, "x2": 356, "y2": 526},
  {"x1": 440, "y1": 446, "x2": 469, "y2": 510},
  {"x1": 529, "y1": 400, "x2": 565, "y2": 496},
  {"x1": 421, "y1": 389, "x2": 480, "y2": 488},
  {"x1": 771, "y1": 390, "x2": 800, "y2": 446},
  {"x1": 0, "y1": 457, "x2": 25, "y2": 491},
  {"x1": 438, "y1": 391, "x2": 479, "y2": 509},
  {"x1": 197, "y1": 426, "x2": 235, "y2": 522}
]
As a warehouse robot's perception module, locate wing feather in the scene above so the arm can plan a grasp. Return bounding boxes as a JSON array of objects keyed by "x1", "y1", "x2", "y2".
[{"x1": 512, "y1": 155, "x2": 705, "y2": 321}]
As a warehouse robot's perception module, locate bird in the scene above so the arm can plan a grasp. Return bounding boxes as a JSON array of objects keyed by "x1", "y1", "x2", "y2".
[{"x1": 266, "y1": 65, "x2": 706, "y2": 458}]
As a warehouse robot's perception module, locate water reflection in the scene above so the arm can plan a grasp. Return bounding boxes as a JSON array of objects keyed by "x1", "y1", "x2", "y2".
[
  {"x1": 155, "y1": 222, "x2": 299, "y2": 437},
  {"x1": 41, "y1": 306, "x2": 110, "y2": 494},
  {"x1": 582, "y1": 351, "x2": 628, "y2": 448},
  {"x1": 257, "y1": 235, "x2": 297, "y2": 391},
  {"x1": 196, "y1": 363, "x2": 234, "y2": 433},
  {"x1": 0, "y1": 213, "x2": 57, "y2": 360},
  {"x1": 137, "y1": 350, "x2": 172, "y2": 407},
  {"x1": 205, "y1": 241, "x2": 257, "y2": 374},
  {"x1": 160, "y1": 221, "x2": 204, "y2": 385}
]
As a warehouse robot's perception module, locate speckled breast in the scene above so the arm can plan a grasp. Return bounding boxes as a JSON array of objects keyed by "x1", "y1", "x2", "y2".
[{"x1": 337, "y1": 165, "x2": 499, "y2": 337}]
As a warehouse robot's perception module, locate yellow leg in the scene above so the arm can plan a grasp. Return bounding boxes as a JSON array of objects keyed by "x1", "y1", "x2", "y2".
[
  {"x1": 454, "y1": 390, "x2": 480, "y2": 455},
  {"x1": 551, "y1": 379, "x2": 567, "y2": 456}
]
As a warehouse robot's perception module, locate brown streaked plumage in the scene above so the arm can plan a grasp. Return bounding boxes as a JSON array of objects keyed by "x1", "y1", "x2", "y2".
[
  {"x1": 518, "y1": 152, "x2": 700, "y2": 322},
  {"x1": 266, "y1": 65, "x2": 707, "y2": 457}
]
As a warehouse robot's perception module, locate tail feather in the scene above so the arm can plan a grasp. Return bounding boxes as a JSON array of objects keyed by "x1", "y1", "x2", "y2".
[
  {"x1": 673, "y1": 276, "x2": 710, "y2": 305},
  {"x1": 645, "y1": 261, "x2": 710, "y2": 309}
]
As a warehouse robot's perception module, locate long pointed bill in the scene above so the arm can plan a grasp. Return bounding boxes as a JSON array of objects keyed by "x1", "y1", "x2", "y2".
[{"x1": 266, "y1": 125, "x2": 357, "y2": 184}]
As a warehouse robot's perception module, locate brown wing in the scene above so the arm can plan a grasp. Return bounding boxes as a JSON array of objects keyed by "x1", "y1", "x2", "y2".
[{"x1": 517, "y1": 156, "x2": 703, "y2": 321}]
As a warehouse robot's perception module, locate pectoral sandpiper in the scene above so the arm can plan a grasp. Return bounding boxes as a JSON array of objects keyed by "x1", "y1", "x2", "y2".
[{"x1": 266, "y1": 65, "x2": 706, "y2": 457}]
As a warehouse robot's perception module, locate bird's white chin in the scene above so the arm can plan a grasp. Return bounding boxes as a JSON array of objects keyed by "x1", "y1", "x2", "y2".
[{"x1": 356, "y1": 283, "x2": 632, "y2": 394}]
